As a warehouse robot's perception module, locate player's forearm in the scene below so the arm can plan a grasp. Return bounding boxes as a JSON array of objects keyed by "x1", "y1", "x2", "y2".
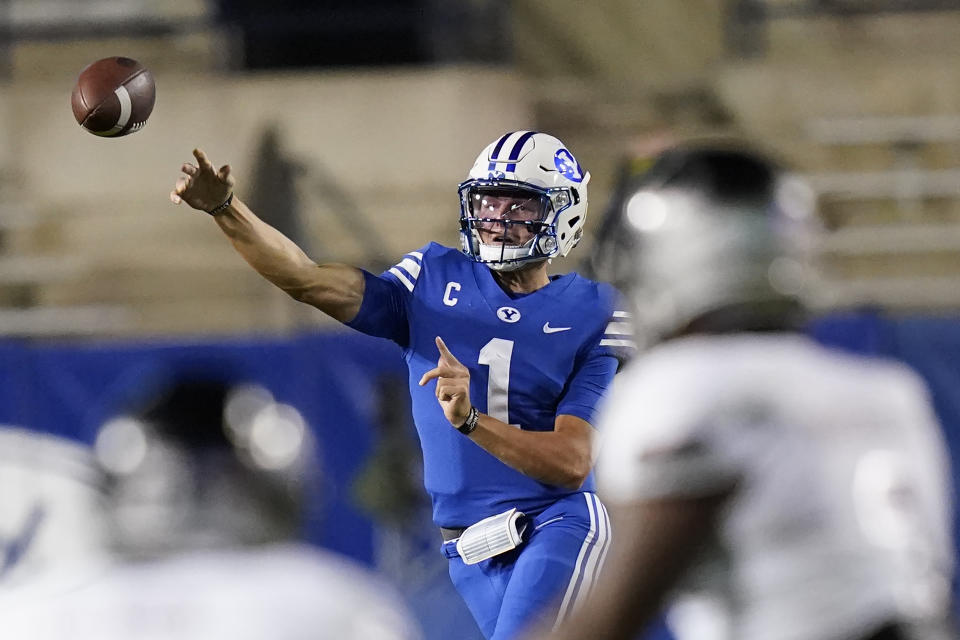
[
  {"x1": 212, "y1": 196, "x2": 316, "y2": 287},
  {"x1": 467, "y1": 414, "x2": 592, "y2": 489},
  {"x1": 212, "y1": 196, "x2": 364, "y2": 322}
]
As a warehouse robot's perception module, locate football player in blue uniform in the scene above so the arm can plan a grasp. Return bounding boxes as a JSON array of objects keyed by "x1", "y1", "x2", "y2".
[{"x1": 170, "y1": 131, "x2": 634, "y2": 639}]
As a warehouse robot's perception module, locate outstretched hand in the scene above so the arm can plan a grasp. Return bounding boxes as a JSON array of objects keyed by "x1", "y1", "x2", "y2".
[
  {"x1": 419, "y1": 336, "x2": 472, "y2": 428},
  {"x1": 170, "y1": 148, "x2": 235, "y2": 213}
]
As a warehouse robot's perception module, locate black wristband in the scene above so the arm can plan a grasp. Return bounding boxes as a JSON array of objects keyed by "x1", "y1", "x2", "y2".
[
  {"x1": 205, "y1": 192, "x2": 234, "y2": 215},
  {"x1": 457, "y1": 406, "x2": 479, "y2": 435}
]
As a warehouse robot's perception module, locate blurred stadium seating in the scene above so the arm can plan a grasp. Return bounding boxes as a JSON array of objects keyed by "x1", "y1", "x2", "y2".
[{"x1": 0, "y1": 1, "x2": 959, "y2": 335}]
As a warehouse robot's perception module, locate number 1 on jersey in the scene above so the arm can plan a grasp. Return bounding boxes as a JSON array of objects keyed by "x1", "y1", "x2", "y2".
[{"x1": 478, "y1": 338, "x2": 518, "y2": 427}]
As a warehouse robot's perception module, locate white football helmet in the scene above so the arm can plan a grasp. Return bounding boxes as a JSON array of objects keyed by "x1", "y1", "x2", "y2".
[{"x1": 459, "y1": 131, "x2": 590, "y2": 271}]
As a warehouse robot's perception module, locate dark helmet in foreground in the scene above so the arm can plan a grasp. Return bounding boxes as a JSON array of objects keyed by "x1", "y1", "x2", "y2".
[
  {"x1": 593, "y1": 144, "x2": 819, "y2": 347},
  {"x1": 94, "y1": 376, "x2": 318, "y2": 558}
]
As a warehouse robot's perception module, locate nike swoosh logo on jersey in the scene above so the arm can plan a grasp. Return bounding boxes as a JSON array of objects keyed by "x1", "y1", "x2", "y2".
[{"x1": 543, "y1": 322, "x2": 572, "y2": 334}]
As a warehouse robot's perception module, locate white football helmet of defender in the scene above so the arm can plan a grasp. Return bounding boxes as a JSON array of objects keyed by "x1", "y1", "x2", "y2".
[
  {"x1": 598, "y1": 145, "x2": 819, "y2": 347},
  {"x1": 459, "y1": 131, "x2": 590, "y2": 271}
]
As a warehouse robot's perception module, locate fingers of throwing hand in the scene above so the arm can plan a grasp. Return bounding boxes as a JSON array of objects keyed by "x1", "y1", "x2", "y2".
[
  {"x1": 181, "y1": 163, "x2": 198, "y2": 176},
  {"x1": 193, "y1": 148, "x2": 215, "y2": 172}
]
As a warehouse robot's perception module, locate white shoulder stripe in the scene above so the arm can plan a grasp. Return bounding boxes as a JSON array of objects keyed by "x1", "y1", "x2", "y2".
[
  {"x1": 600, "y1": 338, "x2": 636, "y2": 348},
  {"x1": 388, "y1": 267, "x2": 415, "y2": 292},
  {"x1": 408, "y1": 251, "x2": 423, "y2": 260},
  {"x1": 612, "y1": 310, "x2": 631, "y2": 318},
  {"x1": 397, "y1": 257, "x2": 422, "y2": 280},
  {"x1": 604, "y1": 321, "x2": 632, "y2": 336}
]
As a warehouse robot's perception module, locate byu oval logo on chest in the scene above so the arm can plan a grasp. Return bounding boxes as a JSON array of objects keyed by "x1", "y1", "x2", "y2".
[{"x1": 497, "y1": 306, "x2": 521, "y2": 323}]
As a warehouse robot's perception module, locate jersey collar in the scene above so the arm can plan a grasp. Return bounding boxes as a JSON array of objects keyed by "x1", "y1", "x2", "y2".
[{"x1": 471, "y1": 260, "x2": 577, "y2": 310}]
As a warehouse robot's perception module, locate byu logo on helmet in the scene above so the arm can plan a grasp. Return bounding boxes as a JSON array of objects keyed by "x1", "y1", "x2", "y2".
[
  {"x1": 488, "y1": 170, "x2": 506, "y2": 180},
  {"x1": 554, "y1": 149, "x2": 583, "y2": 183},
  {"x1": 497, "y1": 306, "x2": 521, "y2": 323}
]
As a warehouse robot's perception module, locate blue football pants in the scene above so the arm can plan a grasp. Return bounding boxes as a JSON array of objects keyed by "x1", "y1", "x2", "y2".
[{"x1": 443, "y1": 492, "x2": 611, "y2": 640}]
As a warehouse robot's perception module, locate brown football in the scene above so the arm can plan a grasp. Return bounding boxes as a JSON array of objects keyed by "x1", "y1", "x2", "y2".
[{"x1": 71, "y1": 57, "x2": 156, "y2": 137}]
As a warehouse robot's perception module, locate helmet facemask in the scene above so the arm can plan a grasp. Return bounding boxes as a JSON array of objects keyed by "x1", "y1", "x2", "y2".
[{"x1": 459, "y1": 181, "x2": 573, "y2": 271}]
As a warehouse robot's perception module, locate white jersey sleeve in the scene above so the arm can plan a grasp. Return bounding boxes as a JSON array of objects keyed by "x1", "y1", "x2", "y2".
[{"x1": 596, "y1": 348, "x2": 748, "y2": 502}]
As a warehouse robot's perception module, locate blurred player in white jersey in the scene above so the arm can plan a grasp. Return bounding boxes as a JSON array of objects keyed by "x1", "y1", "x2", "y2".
[
  {"x1": 0, "y1": 427, "x2": 110, "y2": 592},
  {"x1": 0, "y1": 374, "x2": 422, "y2": 640},
  {"x1": 530, "y1": 145, "x2": 956, "y2": 640}
]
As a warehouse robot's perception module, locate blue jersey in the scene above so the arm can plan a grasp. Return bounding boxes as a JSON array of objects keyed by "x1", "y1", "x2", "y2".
[{"x1": 347, "y1": 243, "x2": 632, "y2": 526}]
